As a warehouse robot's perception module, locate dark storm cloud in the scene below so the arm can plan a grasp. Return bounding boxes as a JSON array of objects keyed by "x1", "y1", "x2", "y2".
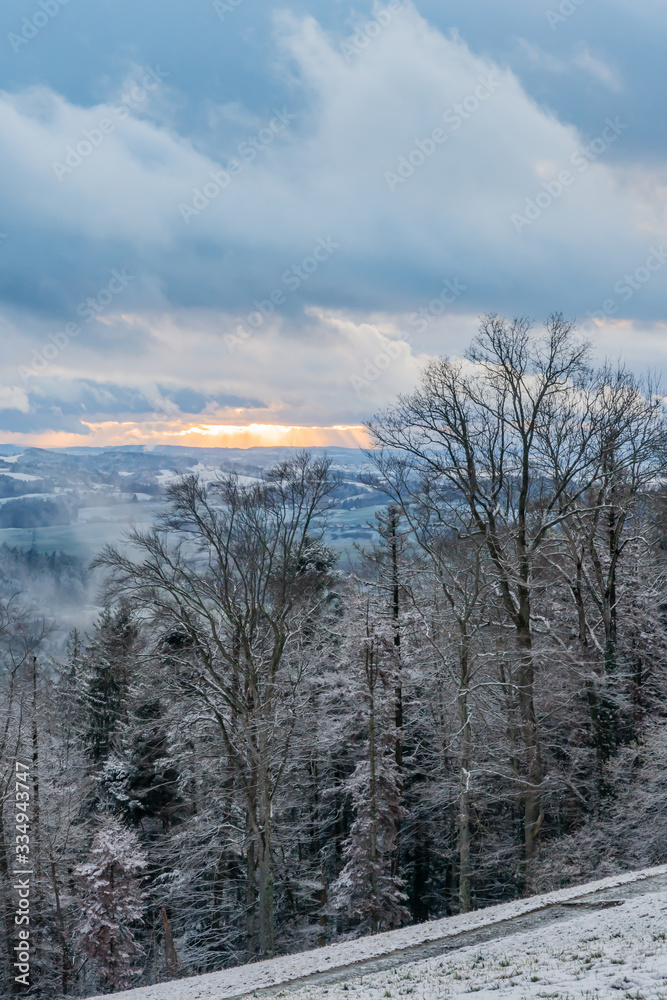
[{"x1": 0, "y1": 1, "x2": 666, "y2": 435}]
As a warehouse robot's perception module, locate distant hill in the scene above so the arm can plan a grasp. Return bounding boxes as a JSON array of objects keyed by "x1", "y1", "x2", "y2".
[{"x1": 0, "y1": 444, "x2": 388, "y2": 564}]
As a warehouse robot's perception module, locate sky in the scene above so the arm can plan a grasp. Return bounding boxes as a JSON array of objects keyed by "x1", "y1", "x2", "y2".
[{"x1": 1, "y1": 0, "x2": 666, "y2": 449}]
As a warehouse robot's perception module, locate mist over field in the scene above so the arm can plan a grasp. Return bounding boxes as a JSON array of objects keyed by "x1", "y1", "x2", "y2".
[{"x1": 0, "y1": 444, "x2": 383, "y2": 633}]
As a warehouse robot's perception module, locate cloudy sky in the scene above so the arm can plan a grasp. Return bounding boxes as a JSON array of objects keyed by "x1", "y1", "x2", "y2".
[{"x1": 1, "y1": 0, "x2": 666, "y2": 448}]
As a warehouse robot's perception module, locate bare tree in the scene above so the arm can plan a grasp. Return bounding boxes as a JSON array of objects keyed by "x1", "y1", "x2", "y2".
[
  {"x1": 0, "y1": 595, "x2": 49, "y2": 996},
  {"x1": 547, "y1": 368, "x2": 667, "y2": 772},
  {"x1": 368, "y1": 314, "x2": 611, "y2": 876},
  {"x1": 94, "y1": 452, "x2": 337, "y2": 958},
  {"x1": 367, "y1": 493, "x2": 488, "y2": 911}
]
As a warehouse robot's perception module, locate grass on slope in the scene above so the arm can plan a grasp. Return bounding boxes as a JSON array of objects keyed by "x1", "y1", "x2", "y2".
[{"x1": 269, "y1": 891, "x2": 667, "y2": 1000}]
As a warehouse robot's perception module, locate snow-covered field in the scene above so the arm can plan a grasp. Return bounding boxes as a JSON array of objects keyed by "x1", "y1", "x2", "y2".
[
  {"x1": 287, "y1": 891, "x2": 667, "y2": 1000},
  {"x1": 92, "y1": 867, "x2": 667, "y2": 1000}
]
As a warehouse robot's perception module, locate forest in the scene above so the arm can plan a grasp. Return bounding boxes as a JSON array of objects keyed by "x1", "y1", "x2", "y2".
[{"x1": 2, "y1": 315, "x2": 667, "y2": 997}]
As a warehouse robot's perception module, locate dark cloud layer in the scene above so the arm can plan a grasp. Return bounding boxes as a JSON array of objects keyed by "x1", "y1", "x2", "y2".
[
  {"x1": 0, "y1": 2, "x2": 666, "y2": 438},
  {"x1": 0, "y1": 379, "x2": 266, "y2": 433}
]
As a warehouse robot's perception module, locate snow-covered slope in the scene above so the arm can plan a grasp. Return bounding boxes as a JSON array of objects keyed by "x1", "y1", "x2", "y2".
[
  {"x1": 90, "y1": 866, "x2": 667, "y2": 1000},
  {"x1": 291, "y1": 889, "x2": 667, "y2": 999}
]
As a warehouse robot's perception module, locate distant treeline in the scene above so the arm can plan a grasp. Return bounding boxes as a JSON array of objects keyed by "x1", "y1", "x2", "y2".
[
  {"x1": 0, "y1": 496, "x2": 75, "y2": 529},
  {"x1": 0, "y1": 542, "x2": 87, "y2": 583},
  {"x1": 0, "y1": 473, "x2": 45, "y2": 499},
  {"x1": 0, "y1": 541, "x2": 89, "y2": 613}
]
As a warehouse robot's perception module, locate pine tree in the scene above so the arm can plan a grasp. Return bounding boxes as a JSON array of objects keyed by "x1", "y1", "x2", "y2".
[
  {"x1": 75, "y1": 817, "x2": 147, "y2": 992},
  {"x1": 331, "y1": 599, "x2": 409, "y2": 934},
  {"x1": 82, "y1": 605, "x2": 138, "y2": 766}
]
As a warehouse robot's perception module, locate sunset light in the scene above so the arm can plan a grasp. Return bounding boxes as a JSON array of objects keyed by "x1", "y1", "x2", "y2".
[{"x1": 0, "y1": 421, "x2": 371, "y2": 450}]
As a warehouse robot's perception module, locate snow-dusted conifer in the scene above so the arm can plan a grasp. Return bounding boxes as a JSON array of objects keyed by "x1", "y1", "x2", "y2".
[
  {"x1": 75, "y1": 817, "x2": 147, "y2": 991},
  {"x1": 331, "y1": 597, "x2": 409, "y2": 933}
]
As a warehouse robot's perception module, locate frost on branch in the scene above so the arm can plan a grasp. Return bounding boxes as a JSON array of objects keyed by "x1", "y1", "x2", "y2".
[
  {"x1": 75, "y1": 816, "x2": 147, "y2": 992},
  {"x1": 331, "y1": 602, "x2": 409, "y2": 934}
]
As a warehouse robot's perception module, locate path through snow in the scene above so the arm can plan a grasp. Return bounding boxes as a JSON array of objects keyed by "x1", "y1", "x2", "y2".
[
  {"x1": 284, "y1": 889, "x2": 667, "y2": 1000},
  {"x1": 91, "y1": 866, "x2": 667, "y2": 1000}
]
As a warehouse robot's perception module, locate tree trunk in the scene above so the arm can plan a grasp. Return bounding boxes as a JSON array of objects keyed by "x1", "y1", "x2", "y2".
[
  {"x1": 256, "y1": 831, "x2": 274, "y2": 957},
  {"x1": 457, "y1": 621, "x2": 472, "y2": 913},
  {"x1": 256, "y1": 747, "x2": 275, "y2": 958},
  {"x1": 317, "y1": 865, "x2": 327, "y2": 947},
  {"x1": 387, "y1": 510, "x2": 404, "y2": 888},
  {"x1": 367, "y1": 643, "x2": 379, "y2": 931},
  {"x1": 245, "y1": 829, "x2": 257, "y2": 960},
  {"x1": 388, "y1": 510, "x2": 403, "y2": 772},
  {"x1": 161, "y1": 908, "x2": 179, "y2": 978},
  {"x1": 571, "y1": 558, "x2": 617, "y2": 784},
  {"x1": 516, "y1": 622, "x2": 543, "y2": 873},
  {"x1": 50, "y1": 855, "x2": 72, "y2": 996}
]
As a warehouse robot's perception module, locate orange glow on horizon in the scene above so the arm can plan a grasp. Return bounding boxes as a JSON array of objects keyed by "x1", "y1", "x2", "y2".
[{"x1": 0, "y1": 420, "x2": 371, "y2": 450}]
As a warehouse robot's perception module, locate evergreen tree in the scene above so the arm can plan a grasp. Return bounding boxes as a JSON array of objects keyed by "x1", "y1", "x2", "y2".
[
  {"x1": 82, "y1": 604, "x2": 139, "y2": 766},
  {"x1": 75, "y1": 817, "x2": 147, "y2": 992},
  {"x1": 331, "y1": 598, "x2": 409, "y2": 933}
]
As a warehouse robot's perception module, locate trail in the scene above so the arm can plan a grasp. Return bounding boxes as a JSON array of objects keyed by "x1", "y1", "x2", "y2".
[{"x1": 90, "y1": 865, "x2": 667, "y2": 999}]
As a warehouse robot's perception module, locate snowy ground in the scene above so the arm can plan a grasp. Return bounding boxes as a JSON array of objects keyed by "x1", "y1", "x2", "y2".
[
  {"x1": 93, "y1": 867, "x2": 667, "y2": 1000},
  {"x1": 283, "y1": 890, "x2": 667, "y2": 1000}
]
